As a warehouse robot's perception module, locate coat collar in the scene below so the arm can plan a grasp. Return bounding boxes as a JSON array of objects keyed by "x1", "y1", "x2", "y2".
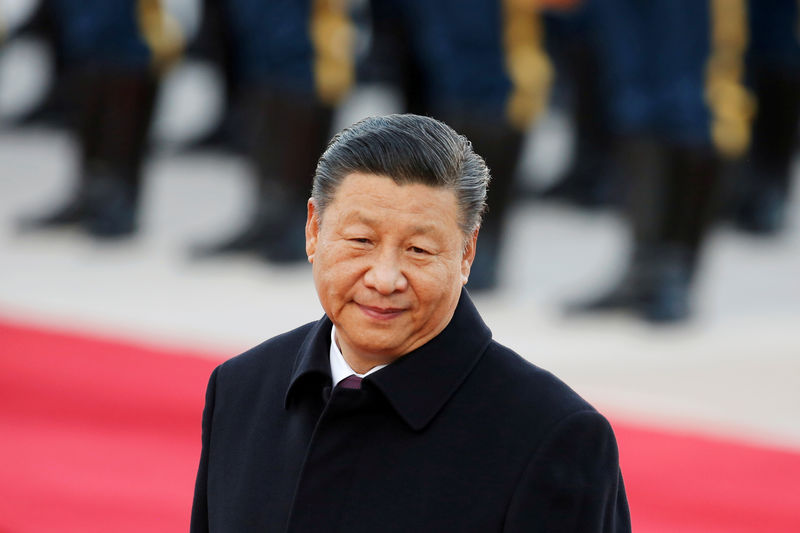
[{"x1": 285, "y1": 289, "x2": 493, "y2": 431}]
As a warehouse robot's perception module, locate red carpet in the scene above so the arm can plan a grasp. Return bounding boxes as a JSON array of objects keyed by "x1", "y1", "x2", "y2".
[{"x1": 1, "y1": 320, "x2": 799, "y2": 532}]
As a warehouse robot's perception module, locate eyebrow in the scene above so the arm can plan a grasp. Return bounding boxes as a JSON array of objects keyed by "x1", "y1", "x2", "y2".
[
  {"x1": 349, "y1": 214, "x2": 439, "y2": 236},
  {"x1": 409, "y1": 224, "x2": 438, "y2": 235}
]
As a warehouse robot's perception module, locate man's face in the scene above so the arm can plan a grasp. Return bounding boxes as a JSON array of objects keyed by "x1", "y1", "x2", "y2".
[{"x1": 306, "y1": 173, "x2": 477, "y2": 372}]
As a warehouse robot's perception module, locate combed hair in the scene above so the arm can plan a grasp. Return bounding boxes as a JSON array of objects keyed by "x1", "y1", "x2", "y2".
[{"x1": 312, "y1": 114, "x2": 490, "y2": 236}]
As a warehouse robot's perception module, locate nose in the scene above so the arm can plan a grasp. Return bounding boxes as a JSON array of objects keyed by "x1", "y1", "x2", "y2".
[{"x1": 364, "y1": 249, "x2": 408, "y2": 295}]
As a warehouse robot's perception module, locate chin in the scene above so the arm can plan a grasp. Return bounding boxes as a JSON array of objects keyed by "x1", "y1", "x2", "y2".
[
  {"x1": 358, "y1": 336, "x2": 401, "y2": 354},
  {"x1": 353, "y1": 334, "x2": 407, "y2": 357}
]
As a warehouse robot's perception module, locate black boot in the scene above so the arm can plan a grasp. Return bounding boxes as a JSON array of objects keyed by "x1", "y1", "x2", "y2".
[
  {"x1": 567, "y1": 138, "x2": 669, "y2": 314},
  {"x1": 81, "y1": 70, "x2": 158, "y2": 238},
  {"x1": 539, "y1": 34, "x2": 619, "y2": 209},
  {"x1": 18, "y1": 69, "x2": 157, "y2": 237},
  {"x1": 82, "y1": 169, "x2": 140, "y2": 238},
  {"x1": 568, "y1": 139, "x2": 719, "y2": 323},
  {"x1": 192, "y1": 88, "x2": 332, "y2": 262},
  {"x1": 572, "y1": 242, "x2": 694, "y2": 323},
  {"x1": 734, "y1": 66, "x2": 800, "y2": 234},
  {"x1": 644, "y1": 145, "x2": 719, "y2": 322}
]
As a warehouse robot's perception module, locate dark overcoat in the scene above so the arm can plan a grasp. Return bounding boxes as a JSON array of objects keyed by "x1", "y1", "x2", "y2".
[{"x1": 191, "y1": 291, "x2": 631, "y2": 532}]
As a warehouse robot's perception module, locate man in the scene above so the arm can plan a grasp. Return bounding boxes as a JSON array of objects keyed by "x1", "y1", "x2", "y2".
[{"x1": 191, "y1": 114, "x2": 630, "y2": 532}]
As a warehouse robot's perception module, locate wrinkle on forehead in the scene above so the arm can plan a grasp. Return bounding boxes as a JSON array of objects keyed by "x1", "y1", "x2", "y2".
[
  {"x1": 317, "y1": 174, "x2": 470, "y2": 241},
  {"x1": 342, "y1": 212, "x2": 447, "y2": 235}
]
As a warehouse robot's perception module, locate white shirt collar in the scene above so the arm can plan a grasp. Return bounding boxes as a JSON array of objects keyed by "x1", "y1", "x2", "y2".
[{"x1": 329, "y1": 325, "x2": 387, "y2": 387}]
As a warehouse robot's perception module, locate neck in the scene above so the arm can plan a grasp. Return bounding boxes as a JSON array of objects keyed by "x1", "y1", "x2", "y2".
[{"x1": 334, "y1": 332, "x2": 396, "y2": 375}]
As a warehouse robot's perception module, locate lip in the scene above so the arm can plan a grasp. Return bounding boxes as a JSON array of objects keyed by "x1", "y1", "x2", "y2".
[{"x1": 357, "y1": 303, "x2": 406, "y2": 321}]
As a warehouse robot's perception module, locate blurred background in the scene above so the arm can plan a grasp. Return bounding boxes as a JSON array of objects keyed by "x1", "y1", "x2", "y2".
[{"x1": 0, "y1": 0, "x2": 798, "y2": 531}]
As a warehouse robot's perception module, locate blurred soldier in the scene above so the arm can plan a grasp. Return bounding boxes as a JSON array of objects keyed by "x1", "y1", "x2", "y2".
[
  {"x1": 191, "y1": 0, "x2": 356, "y2": 262},
  {"x1": 19, "y1": 0, "x2": 182, "y2": 238},
  {"x1": 361, "y1": 0, "x2": 555, "y2": 290},
  {"x1": 571, "y1": 0, "x2": 754, "y2": 322},
  {"x1": 733, "y1": 0, "x2": 800, "y2": 234},
  {"x1": 538, "y1": 1, "x2": 620, "y2": 209}
]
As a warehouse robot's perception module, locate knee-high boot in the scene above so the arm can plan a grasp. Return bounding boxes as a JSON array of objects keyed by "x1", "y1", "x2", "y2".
[
  {"x1": 540, "y1": 34, "x2": 618, "y2": 208},
  {"x1": 19, "y1": 67, "x2": 157, "y2": 238},
  {"x1": 569, "y1": 138, "x2": 720, "y2": 322},
  {"x1": 82, "y1": 70, "x2": 157, "y2": 237},
  {"x1": 735, "y1": 65, "x2": 800, "y2": 234}
]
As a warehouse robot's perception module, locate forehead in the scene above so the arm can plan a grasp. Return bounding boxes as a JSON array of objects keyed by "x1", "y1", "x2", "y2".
[{"x1": 327, "y1": 173, "x2": 461, "y2": 228}]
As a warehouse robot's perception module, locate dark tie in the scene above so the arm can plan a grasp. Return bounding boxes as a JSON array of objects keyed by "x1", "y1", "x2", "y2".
[{"x1": 337, "y1": 375, "x2": 362, "y2": 389}]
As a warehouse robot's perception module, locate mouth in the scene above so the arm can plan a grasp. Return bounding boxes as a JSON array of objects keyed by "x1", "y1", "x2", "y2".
[{"x1": 357, "y1": 303, "x2": 406, "y2": 321}]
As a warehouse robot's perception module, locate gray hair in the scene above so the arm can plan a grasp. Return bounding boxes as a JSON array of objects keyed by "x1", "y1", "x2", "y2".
[{"x1": 311, "y1": 114, "x2": 490, "y2": 236}]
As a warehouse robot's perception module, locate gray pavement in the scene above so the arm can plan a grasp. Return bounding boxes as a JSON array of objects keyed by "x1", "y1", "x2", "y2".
[{"x1": 1, "y1": 122, "x2": 799, "y2": 452}]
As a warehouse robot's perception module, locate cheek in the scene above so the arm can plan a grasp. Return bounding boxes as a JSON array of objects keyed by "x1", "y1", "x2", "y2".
[
  {"x1": 315, "y1": 256, "x2": 363, "y2": 299},
  {"x1": 410, "y1": 264, "x2": 461, "y2": 303}
]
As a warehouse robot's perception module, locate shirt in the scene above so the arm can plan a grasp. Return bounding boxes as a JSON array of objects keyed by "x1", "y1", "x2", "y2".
[{"x1": 329, "y1": 325, "x2": 388, "y2": 387}]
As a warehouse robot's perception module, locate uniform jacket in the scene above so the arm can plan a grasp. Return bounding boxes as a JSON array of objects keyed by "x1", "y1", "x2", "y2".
[{"x1": 190, "y1": 290, "x2": 631, "y2": 532}]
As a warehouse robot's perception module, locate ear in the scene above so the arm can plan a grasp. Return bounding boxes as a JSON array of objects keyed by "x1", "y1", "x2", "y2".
[
  {"x1": 305, "y1": 198, "x2": 320, "y2": 263},
  {"x1": 461, "y1": 228, "x2": 479, "y2": 285}
]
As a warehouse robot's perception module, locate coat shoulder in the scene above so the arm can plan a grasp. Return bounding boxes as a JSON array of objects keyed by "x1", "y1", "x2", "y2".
[
  {"x1": 216, "y1": 321, "x2": 318, "y2": 384},
  {"x1": 476, "y1": 340, "x2": 599, "y2": 430}
]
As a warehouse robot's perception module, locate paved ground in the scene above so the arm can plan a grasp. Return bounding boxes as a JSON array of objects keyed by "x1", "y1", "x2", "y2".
[{"x1": 1, "y1": 121, "x2": 799, "y2": 452}]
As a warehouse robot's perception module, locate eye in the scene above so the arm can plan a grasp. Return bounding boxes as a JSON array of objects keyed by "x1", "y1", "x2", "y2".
[
  {"x1": 350, "y1": 238, "x2": 371, "y2": 244},
  {"x1": 409, "y1": 246, "x2": 429, "y2": 255}
]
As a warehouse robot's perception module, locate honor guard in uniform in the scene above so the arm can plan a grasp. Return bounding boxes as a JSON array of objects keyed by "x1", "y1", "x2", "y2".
[
  {"x1": 191, "y1": 0, "x2": 356, "y2": 263},
  {"x1": 19, "y1": 0, "x2": 182, "y2": 238},
  {"x1": 733, "y1": 0, "x2": 800, "y2": 234},
  {"x1": 538, "y1": 1, "x2": 621, "y2": 209},
  {"x1": 570, "y1": 0, "x2": 754, "y2": 322}
]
